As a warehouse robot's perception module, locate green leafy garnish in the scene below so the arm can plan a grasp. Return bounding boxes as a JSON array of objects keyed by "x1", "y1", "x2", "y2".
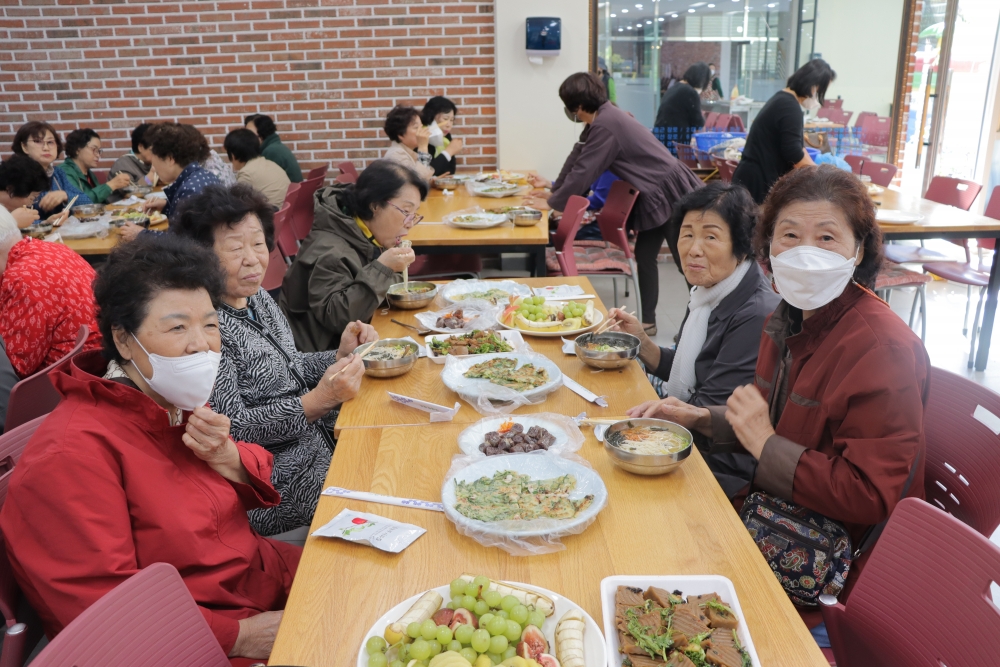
[
  {"x1": 734, "y1": 629, "x2": 752, "y2": 667},
  {"x1": 703, "y1": 599, "x2": 736, "y2": 617},
  {"x1": 624, "y1": 607, "x2": 674, "y2": 661}
]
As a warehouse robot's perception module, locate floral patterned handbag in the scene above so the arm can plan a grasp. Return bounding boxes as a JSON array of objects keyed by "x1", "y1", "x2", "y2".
[{"x1": 740, "y1": 451, "x2": 921, "y2": 607}]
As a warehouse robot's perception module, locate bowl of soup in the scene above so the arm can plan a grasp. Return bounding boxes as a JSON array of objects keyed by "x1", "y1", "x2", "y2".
[
  {"x1": 386, "y1": 281, "x2": 438, "y2": 309},
  {"x1": 574, "y1": 332, "x2": 640, "y2": 369},
  {"x1": 603, "y1": 418, "x2": 693, "y2": 475},
  {"x1": 355, "y1": 339, "x2": 419, "y2": 378}
]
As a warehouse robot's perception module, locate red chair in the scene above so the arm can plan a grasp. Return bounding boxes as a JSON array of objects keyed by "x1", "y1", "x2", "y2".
[
  {"x1": 4, "y1": 325, "x2": 88, "y2": 433},
  {"x1": 922, "y1": 366, "x2": 1000, "y2": 537},
  {"x1": 860, "y1": 160, "x2": 897, "y2": 186},
  {"x1": 273, "y1": 204, "x2": 297, "y2": 264},
  {"x1": 724, "y1": 114, "x2": 744, "y2": 132},
  {"x1": 306, "y1": 165, "x2": 328, "y2": 181},
  {"x1": 819, "y1": 498, "x2": 1000, "y2": 667},
  {"x1": 853, "y1": 111, "x2": 877, "y2": 128},
  {"x1": 337, "y1": 161, "x2": 359, "y2": 184},
  {"x1": 544, "y1": 196, "x2": 591, "y2": 277},
  {"x1": 711, "y1": 156, "x2": 736, "y2": 184},
  {"x1": 290, "y1": 175, "x2": 325, "y2": 243},
  {"x1": 874, "y1": 263, "x2": 931, "y2": 340},
  {"x1": 261, "y1": 244, "x2": 287, "y2": 293},
  {"x1": 577, "y1": 181, "x2": 643, "y2": 312},
  {"x1": 693, "y1": 149, "x2": 714, "y2": 170},
  {"x1": 859, "y1": 115, "x2": 891, "y2": 152},
  {"x1": 710, "y1": 113, "x2": 732, "y2": 131},
  {"x1": 822, "y1": 98, "x2": 844, "y2": 109},
  {"x1": 29, "y1": 563, "x2": 230, "y2": 667},
  {"x1": 843, "y1": 154, "x2": 864, "y2": 174},
  {"x1": 883, "y1": 176, "x2": 985, "y2": 265},
  {"x1": 703, "y1": 112, "x2": 719, "y2": 129},
  {"x1": 818, "y1": 108, "x2": 852, "y2": 125},
  {"x1": 670, "y1": 142, "x2": 699, "y2": 169}
]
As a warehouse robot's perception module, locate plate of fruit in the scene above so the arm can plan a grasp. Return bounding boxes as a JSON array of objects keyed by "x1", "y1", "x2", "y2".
[
  {"x1": 360, "y1": 574, "x2": 603, "y2": 667},
  {"x1": 497, "y1": 297, "x2": 601, "y2": 337}
]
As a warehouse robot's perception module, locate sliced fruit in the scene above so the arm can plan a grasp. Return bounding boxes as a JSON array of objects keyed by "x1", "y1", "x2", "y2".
[
  {"x1": 458, "y1": 575, "x2": 556, "y2": 617},
  {"x1": 450, "y1": 608, "x2": 477, "y2": 630},
  {"x1": 515, "y1": 314, "x2": 562, "y2": 329},
  {"x1": 536, "y1": 654, "x2": 561, "y2": 667},
  {"x1": 433, "y1": 609, "x2": 455, "y2": 627},
  {"x1": 517, "y1": 625, "x2": 547, "y2": 660},
  {"x1": 554, "y1": 609, "x2": 585, "y2": 667},
  {"x1": 387, "y1": 590, "x2": 444, "y2": 642}
]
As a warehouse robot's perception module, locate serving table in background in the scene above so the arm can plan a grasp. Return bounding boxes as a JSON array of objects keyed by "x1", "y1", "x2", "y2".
[{"x1": 877, "y1": 187, "x2": 1000, "y2": 370}]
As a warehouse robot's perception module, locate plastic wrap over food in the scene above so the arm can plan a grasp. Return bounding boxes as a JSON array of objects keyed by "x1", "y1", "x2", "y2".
[
  {"x1": 58, "y1": 218, "x2": 110, "y2": 239},
  {"x1": 456, "y1": 412, "x2": 585, "y2": 459},
  {"x1": 414, "y1": 302, "x2": 500, "y2": 334},
  {"x1": 433, "y1": 278, "x2": 533, "y2": 309},
  {"x1": 441, "y1": 352, "x2": 563, "y2": 416},
  {"x1": 440, "y1": 451, "x2": 607, "y2": 555}
]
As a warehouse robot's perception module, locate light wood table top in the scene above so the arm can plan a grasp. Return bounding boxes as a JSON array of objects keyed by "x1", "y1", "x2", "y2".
[
  {"x1": 875, "y1": 188, "x2": 1000, "y2": 239},
  {"x1": 269, "y1": 423, "x2": 828, "y2": 667},
  {"x1": 62, "y1": 219, "x2": 169, "y2": 256},
  {"x1": 410, "y1": 177, "x2": 549, "y2": 247},
  {"x1": 334, "y1": 278, "x2": 647, "y2": 434}
]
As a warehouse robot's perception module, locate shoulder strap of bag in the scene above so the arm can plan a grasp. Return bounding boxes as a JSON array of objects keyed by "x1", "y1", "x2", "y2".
[{"x1": 853, "y1": 449, "x2": 921, "y2": 557}]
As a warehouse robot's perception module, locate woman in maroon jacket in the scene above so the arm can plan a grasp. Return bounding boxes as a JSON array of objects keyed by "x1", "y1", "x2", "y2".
[
  {"x1": 524, "y1": 72, "x2": 702, "y2": 335},
  {"x1": 652, "y1": 166, "x2": 928, "y2": 606}
]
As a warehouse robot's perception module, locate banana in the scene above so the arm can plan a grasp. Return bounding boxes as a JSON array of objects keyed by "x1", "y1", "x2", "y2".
[
  {"x1": 385, "y1": 590, "x2": 443, "y2": 643},
  {"x1": 555, "y1": 609, "x2": 586, "y2": 667},
  {"x1": 459, "y1": 574, "x2": 556, "y2": 616},
  {"x1": 516, "y1": 314, "x2": 563, "y2": 329},
  {"x1": 583, "y1": 301, "x2": 595, "y2": 326}
]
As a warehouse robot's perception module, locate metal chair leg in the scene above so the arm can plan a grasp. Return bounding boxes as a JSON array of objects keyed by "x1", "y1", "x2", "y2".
[
  {"x1": 968, "y1": 286, "x2": 986, "y2": 368},
  {"x1": 919, "y1": 284, "x2": 927, "y2": 342},
  {"x1": 963, "y1": 284, "x2": 972, "y2": 336},
  {"x1": 907, "y1": 286, "x2": 919, "y2": 327},
  {"x1": 612, "y1": 278, "x2": 618, "y2": 309},
  {"x1": 628, "y1": 259, "x2": 642, "y2": 321}
]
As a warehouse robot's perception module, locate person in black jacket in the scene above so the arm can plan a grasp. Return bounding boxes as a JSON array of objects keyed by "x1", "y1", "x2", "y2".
[
  {"x1": 654, "y1": 63, "x2": 713, "y2": 145},
  {"x1": 420, "y1": 96, "x2": 464, "y2": 176}
]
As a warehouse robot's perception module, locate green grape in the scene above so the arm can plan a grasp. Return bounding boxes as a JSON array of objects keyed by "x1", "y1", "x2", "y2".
[
  {"x1": 499, "y1": 595, "x2": 518, "y2": 612},
  {"x1": 398, "y1": 644, "x2": 410, "y2": 662},
  {"x1": 489, "y1": 635, "x2": 509, "y2": 654},
  {"x1": 483, "y1": 590, "x2": 503, "y2": 608},
  {"x1": 453, "y1": 594, "x2": 465, "y2": 606},
  {"x1": 494, "y1": 610, "x2": 509, "y2": 620},
  {"x1": 503, "y1": 620, "x2": 522, "y2": 643},
  {"x1": 428, "y1": 640, "x2": 442, "y2": 657},
  {"x1": 486, "y1": 616, "x2": 507, "y2": 636},
  {"x1": 454, "y1": 624, "x2": 475, "y2": 645},
  {"x1": 448, "y1": 640, "x2": 463, "y2": 653},
  {"x1": 367, "y1": 636, "x2": 389, "y2": 655},
  {"x1": 470, "y1": 629, "x2": 492, "y2": 653},
  {"x1": 391, "y1": 661, "x2": 406, "y2": 667},
  {"x1": 465, "y1": 582, "x2": 481, "y2": 597},
  {"x1": 420, "y1": 619, "x2": 438, "y2": 640},
  {"x1": 406, "y1": 622, "x2": 423, "y2": 639},
  {"x1": 436, "y1": 626, "x2": 453, "y2": 644},
  {"x1": 451, "y1": 578, "x2": 468, "y2": 597},
  {"x1": 474, "y1": 599, "x2": 490, "y2": 616},
  {"x1": 503, "y1": 646, "x2": 517, "y2": 660},
  {"x1": 369, "y1": 652, "x2": 388, "y2": 667},
  {"x1": 473, "y1": 575, "x2": 490, "y2": 589},
  {"x1": 447, "y1": 600, "x2": 459, "y2": 610},
  {"x1": 410, "y1": 639, "x2": 431, "y2": 661},
  {"x1": 459, "y1": 648, "x2": 479, "y2": 664},
  {"x1": 461, "y1": 595, "x2": 477, "y2": 611},
  {"x1": 479, "y1": 613, "x2": 495, "y2": 628},
  {"x1": 486, "y1": 653, "x2": 502, "y2": 665},
  {"x1": 509, "y1": 605, "x2": 529, "y2": 625},
  {"x1": 527, "y1": 610, "x2": 546, "y2": 628}
]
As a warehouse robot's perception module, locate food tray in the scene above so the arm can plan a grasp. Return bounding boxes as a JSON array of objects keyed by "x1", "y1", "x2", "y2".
[
  {"x1": 356, "y1": 581, "x2": 607, "y2": 667},
  {"x1": 424, "y1": 329, "x2": 525, "y2": 364},
  {"x1": 440, "y1": 353, "x2": 562, "y2": 401},
  {"x1": 440, "y1": 279, "x2": 533, "y2": 305},
  {"x1": 599, "y1": 575, "x2": 762, "y2": 667},
  {"x1": 457, "y1": 414, "x2": 577, "y2": 456},
  {"x1": 496, "y1": 305, "x2": 603, "y2": 338}
]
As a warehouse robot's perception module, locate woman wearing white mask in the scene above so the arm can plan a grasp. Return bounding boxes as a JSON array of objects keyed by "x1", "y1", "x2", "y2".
[
  {"x1": 640, "y1": 166, "x2": 928, "y2": 616},
  {"x1": 732, "y1": 59, "x2": 836, "y2": 204},
  {"x1": 0, "y1": 234, "x2": 299, "y2": 662}
]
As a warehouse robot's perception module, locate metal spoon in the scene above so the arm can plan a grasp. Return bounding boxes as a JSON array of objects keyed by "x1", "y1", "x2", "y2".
[{"x1": 391, "y1": 319, "x2": 431, "y2": 336}]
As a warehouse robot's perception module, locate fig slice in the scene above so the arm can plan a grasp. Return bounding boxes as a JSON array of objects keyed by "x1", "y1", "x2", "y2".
[
  {"x1": 517, "y1": 625, "x2": 547, "y2": 660},
  {"x1": 537, "y1": 654, "x2": 562, "y2": 667},
  {"x1": 449, "y1": 607, "x2": 478, "y2": 630}
]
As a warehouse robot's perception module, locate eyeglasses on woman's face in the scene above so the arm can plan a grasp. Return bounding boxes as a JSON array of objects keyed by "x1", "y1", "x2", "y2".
[
  {"x1": 29, "y1": 138, "x2": 57, "y2": 149},
  {"x1": 387, "y1": 201, "x2": 423, "y2": 227},
  {"x1": 83, "y1": 142, "x2": 102, "y2": 156}
]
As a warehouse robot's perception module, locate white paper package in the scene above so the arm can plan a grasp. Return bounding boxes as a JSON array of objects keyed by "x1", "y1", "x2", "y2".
[{"x1": 311, "y1": 509, "x2": 426, "y2": 553}]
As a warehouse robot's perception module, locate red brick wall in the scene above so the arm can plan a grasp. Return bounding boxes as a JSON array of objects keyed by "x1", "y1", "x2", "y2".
[
  {"x1": 0, "y1": 0, "x2": 498, "y2": 174},
  {"x1": 659, "y1": 42, "x2": 722, "y2": 83}
]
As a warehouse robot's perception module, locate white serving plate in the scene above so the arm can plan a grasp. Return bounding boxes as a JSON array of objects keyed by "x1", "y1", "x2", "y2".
[
  {"x1": 441, "y1": 353, "x2": 562, "y2": 401},
  {"x1": 356, "y1": 581, "x2": 607, "y2": 667},
  {"x1": 467, "y1": 182, "x2": 531, "y2": 198},
  {"x1": 441, "y1": 452, "x2": 608, "y2": 539},
  {"x1": 876, "y1": 209, "x2": 923, "y2": 224},
  {"x1": 445, "y1": 213, "x2": 510, "y2": 229},
  {"x1": 440, "y1": 280, "x2": 533, "y2": 305},
  {"x1": 457, "y1": 414, "x2": 575, "y2": 456},
  {"x1": 496, "y1": 305, "x2": 604, "y2": 338},
  {"x1": 599, "y1": 575, "x2": 762, "y2": 667},
  {"x1": 425, "y1": 330, "x2": 525, "y2": 365},
  {"x1": 476, "y1": 171, "x2": 527, "y2": 182}
]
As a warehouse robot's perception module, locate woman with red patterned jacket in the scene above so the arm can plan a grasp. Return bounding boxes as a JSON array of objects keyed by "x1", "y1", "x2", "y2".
[{"x1": 0, "y1": 203, "x2": 102, "y2": 378}]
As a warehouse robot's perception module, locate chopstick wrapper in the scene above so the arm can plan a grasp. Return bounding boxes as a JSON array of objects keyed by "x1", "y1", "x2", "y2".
[
  {"x1": 563, "y1": 376, "x2": 609, "y2": 407},
  {"x1": 322, "y1": 487, "x2": 444, "y2": 512},
  {"x1": 561, "y1": 337, "x2": 575, "y2": 355},
  {"x1": 388, "y1": 391, "x2": 461, "y2": 422}
]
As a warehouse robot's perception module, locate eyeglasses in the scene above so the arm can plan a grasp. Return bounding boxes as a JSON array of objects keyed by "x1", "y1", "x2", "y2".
[
  {"x1": 29, "y1": 139, "x2": 57, "y2": 149},
  {"x1": 85, "y1": 144, "x2": 103, "y2": 156},
  {"x1": 388, "y1": 202, "x2": 423, "y2": 226}
]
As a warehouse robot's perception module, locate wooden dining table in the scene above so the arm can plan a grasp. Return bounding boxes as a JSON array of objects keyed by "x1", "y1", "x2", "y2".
[
  {"x1": 877, "y1": 187, "x2": 1000, "y2": 370},
  {"x1": 268, "y1": 276, "x2": 829, "y2": 667},
  {"x1": 414, "y1": 178, "x2": 550, "y2": 276},
  {"x1": 60, "y1": 195, "x2": 168, "y2": 257}
]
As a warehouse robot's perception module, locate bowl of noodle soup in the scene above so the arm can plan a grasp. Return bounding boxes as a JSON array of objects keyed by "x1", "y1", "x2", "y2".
[{"x1": 603, "y1": 418, "x2": 693, "y2": 475}]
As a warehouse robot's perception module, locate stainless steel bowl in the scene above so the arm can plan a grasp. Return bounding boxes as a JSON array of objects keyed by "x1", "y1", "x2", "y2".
[
  {"x1": 124, "y1": 184, "x2": 153, "y2": 196},
  {"x1": 355, "y1": 339, "x2": 419, "y2": 378},
  {"x1": 433, "y1": 177, "x2": 464, "y2": 190},
  {"x1": 22, "y1": 223, "x2": 53, "y2": 239},
  {"x1": 386, "y1": 282, "x2": 438, "y2": 309},
  {"x1": 603, "y1": 418, "x2": 693, "y2": 475},
  {"x1": 71, "y1": 204, "x2": 105, "y2": 221},
  {"x1": 511, "y1": 209, "x2": 543, "y2": 226},
  {"x1": 574, "y1": 331, "x2": 640, "y2": 369}
]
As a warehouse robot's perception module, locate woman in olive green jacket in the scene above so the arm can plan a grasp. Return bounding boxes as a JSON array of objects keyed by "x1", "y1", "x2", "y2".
[{"x1": 57, "y1": 129, "x2": 133, "y2": 204}]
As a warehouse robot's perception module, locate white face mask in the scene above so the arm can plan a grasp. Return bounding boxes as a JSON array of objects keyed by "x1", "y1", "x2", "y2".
[
  {"x1": 801, "y1": 95, "x2": 821, "y2": 112},
  {"x1": 130, "y1": 335, "x2": 221, "y2": 412},
  {"x1": 770, "y1": 245, "x2": 859, "y2": 311}
]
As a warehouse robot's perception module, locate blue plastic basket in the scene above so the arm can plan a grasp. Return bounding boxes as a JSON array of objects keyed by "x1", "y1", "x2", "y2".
[
  {"x1": 805, "y1": 146, "x2": 821, "y2": 160},
  {"x1": 694, "y1": 131, "x2": 747, "y2": 152}
]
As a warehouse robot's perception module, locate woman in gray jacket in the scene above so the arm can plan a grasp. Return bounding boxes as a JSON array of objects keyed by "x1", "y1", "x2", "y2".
[{"x1": 280, "y1": 160, "x2": 424, "y2": 353}]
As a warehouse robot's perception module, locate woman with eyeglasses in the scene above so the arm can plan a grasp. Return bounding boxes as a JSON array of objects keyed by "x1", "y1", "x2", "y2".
[
  {"x1": 280, "y1": 160, "x2": 424, "y2": 353},
  {"x1": 57, "y1": 129, "x2": 134, "y2": 204},
  {"x1": 10, "y1": 121, "x2": 92, "y2": 215}
]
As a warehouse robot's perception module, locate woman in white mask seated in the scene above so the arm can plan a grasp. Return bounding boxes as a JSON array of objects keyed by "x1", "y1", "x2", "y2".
[
  {"x1": 610, "y1": 182, "x2": 779, "y2": 493},
  {"x1": 0, "y1": 234, "x2": 299, "y2": 662},
  {"x1": 633, "y1": 166, "x2": 928, "y2": 611}
]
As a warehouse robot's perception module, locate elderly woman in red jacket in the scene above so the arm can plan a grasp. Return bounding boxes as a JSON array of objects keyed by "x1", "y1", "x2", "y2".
[
  {"x1": 642, "y1": 166, "x2": 928, "y2": 605},
  {"x1": 0, "y1": 234, "x2": 298, "y2": 663}
]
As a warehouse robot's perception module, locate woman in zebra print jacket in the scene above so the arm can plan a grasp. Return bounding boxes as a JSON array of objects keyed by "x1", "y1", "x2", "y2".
[{"x1": 172, "y1": 184, "x2": 377, "y2": 537}]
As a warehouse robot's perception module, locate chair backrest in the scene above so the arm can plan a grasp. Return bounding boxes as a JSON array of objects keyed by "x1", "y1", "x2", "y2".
[
  {"x1": 924, "y1": 175, "x2": 983, "y2": 211},
  {"x1": 860, "y1": 160, "x2": 897, "y2": 187},
  {"x1": 822, "y1": 108, "x2": 852, "y2": 125},
  {"x1": 843, "y1": 154, "x2": 864, "y2": 175},
  {"x1": 820, "y1": 498, "x2": 1000, "y2": 667},
  {"x1": 859, "y1": 115, "x2": 892, "y2": 147},
  {"x1": 710, "y1": 113, "x2": 732, "y2": 131},
  {"x1": 693, "y1": 149, "x2": 713, "y2": 170},
  {"x1": 725, "y1": 114, "x2": 744, "y2": 131},
  {"x1": 711, "y1": 156, "x2": 735, "y2": 184},
  {"x1": 816, "y1": 106, "x2": 835, "y2": 120},
  {"x1": 30, "y1": 563, "x2": 230, "y2": 667},
  {"x1": 273, "y1": 204, "x2": 297, "y2": 263},
  {"x1": 704, "y1": 111, "x2": 719, "y2": 129},
  {"x1": 290, "y1": 175, "x2": 324, "y2": 242},
  {"x1": 822, "y1": 97, "x2": 844, "y2": 109},
  {"x1": 551, "y1": 196, "x2": 590, "y2": 277},
  {"x1": 337, "y1": 161, "x2": 359, "y2": 184},
  {"x1": 306, "y1": 165, "x2": 328, "y2": 181},
  {"x1": 670, "y1": 142, "x2": 699, "y2": 169},
  {"x1": 854, "y1": 111, "x2": 877, "y2": 128},
  {"x1": 595, "y1": 180, "x2": 640, "y2": 259},
  {"x1": 4, "y1": 325, "x2": 89, "y2": 433},
  {"x1": 261, "y1": 245, "x2": 287, "y2": 292},
  {"x1": 922, "y1": 366, "x2": 1000, "y2": 537}
]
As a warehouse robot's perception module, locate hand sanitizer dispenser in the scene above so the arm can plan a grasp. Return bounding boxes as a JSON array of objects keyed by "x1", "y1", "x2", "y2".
[{"x1": 526, "y1": 17, "x2": 561, "y2": 65}]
